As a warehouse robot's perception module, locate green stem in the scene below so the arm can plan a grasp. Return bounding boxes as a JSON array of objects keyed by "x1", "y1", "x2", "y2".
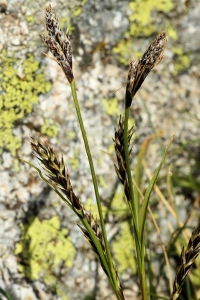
[
  {"x1": 124, "y1": 107, "x2": 148, "y2": 300},
  {"x1": 140, "y1": 248, "x2": 149, "y2": 300},
  {"x1": 70, "y1": 80, "x2": 120, "y2": 296},
  {"x1": 81, "y1": 218, "x2": 122, "y2": 300}
]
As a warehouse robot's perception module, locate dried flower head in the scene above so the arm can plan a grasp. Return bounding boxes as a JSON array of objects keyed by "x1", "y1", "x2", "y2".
[
  {"x1": 31, "y1": 138, "x2": 82, "y2": 211},
  {"x1": 43, "y1": 4, "x2": 73, "y2": 83},
  {"x1": 126, "y1": 32, "x2": 167, "y2": 108},
  {"x1": 171, "y1": 226, "x2": 200, "y2": 300}
]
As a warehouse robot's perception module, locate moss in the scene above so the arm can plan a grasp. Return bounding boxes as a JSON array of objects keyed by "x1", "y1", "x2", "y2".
[
  {"x1": 15, "y1": 215, "x2": 75, "y2": 299},
  {"x1": 102, "y1": 97, "x2": 121, "y2": 117},
  {"x1": 172, "y1": 47, "x2": 191, "y2": 76},
  {"x1": 41, "y1": 119, "x2": 58, "y2": 137},
  {"x1": 113, "y1": 0, "x2": 175, "y2": 64},
  {"x1": 0, "y1": 50, "x2": 52, "y2": 159}
]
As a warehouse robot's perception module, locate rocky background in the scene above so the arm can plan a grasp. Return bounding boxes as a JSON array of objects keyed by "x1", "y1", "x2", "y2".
[{"x1": 0, "y1": 0, "x2": 200, "y2": 299}]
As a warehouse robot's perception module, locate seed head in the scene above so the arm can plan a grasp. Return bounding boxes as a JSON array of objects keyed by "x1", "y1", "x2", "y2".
[
  {"x1": 126, "y1": 32, "x2": 167, "y2": 108},
  {"x1": 171, "y1": 226, "x2": 200, "y2": 300},
  {"x1": 43, "y1": 4, "x2": 73, "y2": 83}
]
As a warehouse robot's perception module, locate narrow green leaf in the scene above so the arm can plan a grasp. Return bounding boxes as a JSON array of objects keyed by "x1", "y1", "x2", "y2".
[
  {"x1": 81, "y1": 218, "x2": 112, "y2": 281},
  {"x1": 139, "y1": 137, "x2": 173, "y2": 244},
  {"x1": 70, "y1": 80, "x2": 122, "y2": 297},
  {"x1": 0, "y1": 288, "x2": 14, "y2": 300},
  {"x1": 134, "y1": 139, "x2": 148, "y2": 206}
]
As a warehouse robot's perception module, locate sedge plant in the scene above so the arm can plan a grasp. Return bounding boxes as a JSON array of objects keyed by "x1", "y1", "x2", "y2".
[{"x1": 20, "y1": 4, "x2": 200, "y2": 300}]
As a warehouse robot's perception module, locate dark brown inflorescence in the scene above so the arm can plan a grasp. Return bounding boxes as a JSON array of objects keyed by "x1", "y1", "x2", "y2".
[
  {"x1": 126, "y1": 32, "x2": 167, "y2": 108},
  {"x1": 30, "y1": 138, "x2": 124, "y2": 295},
  {"x1": 31, "y1": 138, "x2": 82, "y2": 211},
  {"x1": 43, "y1": 4, "x2": 73, "y2": 83},
  {"x1": 171, "y1": 226, "x2": 200, "y2": 300},
  {"x1": 113, "y1": 115, "x2": 134, "y2": 201}
]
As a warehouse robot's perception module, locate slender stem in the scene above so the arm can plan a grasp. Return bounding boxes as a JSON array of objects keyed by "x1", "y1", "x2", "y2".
[
  {"x1": 81, "y1": 218, "x2": 122, "y2": 300},
  {"x1": 124, "y1": 107, "x2": 148, "y2": 300},
  {"x1": 124, "y1": 107, "x2": 139, "y2": 228},
  {"x1": 140, "y1": 247, "x2": 149, "y2": 300},
  {"x1": 70, "y1": 80, "x2": 120, "y2": 295},
  {"x1": 127, "y1": 201, "x2": 142, "y2": 260}
]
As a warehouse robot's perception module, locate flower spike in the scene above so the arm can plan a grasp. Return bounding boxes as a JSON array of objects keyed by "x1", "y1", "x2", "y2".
[
  {"x1": 43, "y1": 4, "x2": 73, "y2": 83},
  {"x1": 126, "y1": 32, "x2": 167, "y2": 108}
]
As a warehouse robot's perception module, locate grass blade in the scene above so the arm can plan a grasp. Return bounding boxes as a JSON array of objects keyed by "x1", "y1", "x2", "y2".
[
  {"x1": 0, "y1": 288, "x2": 13, "y2": 300},
  {"x1": 139, "y1": 137, "x2": 173, "y2": 244}
]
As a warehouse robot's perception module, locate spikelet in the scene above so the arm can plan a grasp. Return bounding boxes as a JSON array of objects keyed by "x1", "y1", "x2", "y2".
[
  {"x1": 31, "y1": 138, "x2": 82, "y2": 211},
  {"x1": 171, "y1": 226, "x2": 200, "y2": 300},
  {"x1": 113, "y1": 115, "x2": 134, "y2": 201},
  {"x1": 126, "y1": 32, "x2": 167, "y2": 108},
  {"x1": 43, "y1": 4, "x2": 73, "y2": 83},
  {"x1": 30, "y1": 138, "x2": 125, "y2": 299}
]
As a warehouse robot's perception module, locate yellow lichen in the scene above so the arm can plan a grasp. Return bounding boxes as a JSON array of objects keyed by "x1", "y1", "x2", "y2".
[
  {"x1": 113, "y1": 0, "x2": 175, "y2": 64},
  {"x1": 98, "y1": 175, "x2": 108, "y2": 188},
  {"x1": 53, "y1": 201, "x2": 59, "y2": 208},
  {"x1": 67, "y1": 130, "x2": 75, "y2": 141},
  {"x1": 73, "y1": 0, "x2": 88, "y2": 17},
  {"x1": 129, "y1": 0, "x2": 174, "y2": 36},
  {"x1": 59, "y1": 0, "x2": 88, "y2": 34},
  {"x1": 85, "y1": 197, "x2": 107, "y2": 218},
  {"x1": 69, "y1": 149, "x2": 80, "y2": 170},
  {"x1": 110, "y1": 188, "x2": 127, "y2": 217},
  {"x1": 108, "y1": 144, "x2": 114, "y2": 155},
  {"x1": 128, "y1": 117, "x2": 135, "y2": 131},
  {"x1": 26, "y1": 14, "x2": 34, "y2": 23},
  {"x1": 111, "y1": 188, "x2": 136, "y2": 274},
  {"x1": 0, "y1": 50, "x2": 52, "y2": 158},
  {"x1": 112, "y1": 222, "x2": 136, "y2": 274},
  {"x1": 41, "y1": 119, "x2": 58, "y2": 137},
  {"x1": 15, "y1": 216, "x2": 75, "y2": 298},
  {"x1": 14, "y1": 158, "x2": 20, "y2": 172},
  {"x1": 172, "y1": 47, "x2": 191, "y2": 76},
  {"x1": 56, "y1": 287, "x2": 69, "y2": 300},
  {"x1": 113, "y1": 40, "x2": 135, "y2": 65},
  {"x1": 97, "y1": 154, "x2": 103, "y2": 167},
  {"x1": 73, "y1": 7, "x2": 82, "y2": 17},
  {"x1": 102, "y1": 97, "x2": 121, "y2": 117},
  {"x1": 167, "y1": 25, "x2": 178, "y2": 40},
  {"x1": 60, "y1": 16, "x2": 75, "y2": 34}
]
